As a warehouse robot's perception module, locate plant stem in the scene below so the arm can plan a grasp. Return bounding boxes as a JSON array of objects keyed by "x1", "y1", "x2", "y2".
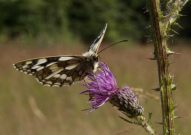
[
  {"x1": 120, "y1": 115, "x2": 156, "y2": 135},
  {"x1": 136, "y1": 116, "x2": 156, "y2": 135},
  {"x1": 148, "y1": 0, "x2": 175, "y2": 134},
  {"x1": 148, "y1": 0, "x2": 189, "y2": 134}
]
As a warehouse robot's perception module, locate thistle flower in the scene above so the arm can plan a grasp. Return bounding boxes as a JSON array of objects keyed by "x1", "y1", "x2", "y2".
[
  {"x1": 81, "y1": 62, "x2": 143, "y2": 117},
  {"x1": 81, "y1": 62, "x2": 155, "y2": 134}
]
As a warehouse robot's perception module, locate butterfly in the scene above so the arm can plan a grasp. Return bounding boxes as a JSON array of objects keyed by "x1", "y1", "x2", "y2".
[{"x1": 13, "y1": 24, "x2": 107, "y2": 87}]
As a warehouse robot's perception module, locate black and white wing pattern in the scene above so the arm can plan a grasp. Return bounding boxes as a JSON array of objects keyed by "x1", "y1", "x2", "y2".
[
  {"x1": 13, "y1": 56, "x2": 95, "y2": 87},
  {"x1": 13, "y1": 24, "x2": 107, "y2": 87}
]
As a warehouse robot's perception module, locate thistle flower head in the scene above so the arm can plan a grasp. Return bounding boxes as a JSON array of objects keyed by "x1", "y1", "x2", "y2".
[
  {"x1": 81, "y1": 63, "x2": 118, "y2": 109},
  {"x1": 81, "y1": 62, "x2": 143, "y2": 117}
]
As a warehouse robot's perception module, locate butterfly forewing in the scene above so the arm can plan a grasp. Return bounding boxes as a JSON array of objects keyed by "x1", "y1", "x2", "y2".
[
  {"x1": 13, "y1": 56, "x2": 93, "y2": 87},
  {"x1": 89, "y1": 24, "x2": 107, "y2": 54}
]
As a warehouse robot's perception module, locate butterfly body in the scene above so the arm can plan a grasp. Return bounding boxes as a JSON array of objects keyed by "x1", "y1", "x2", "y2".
[{"x1": 13, "y1": 24, "x2": 107, "y2": 87}]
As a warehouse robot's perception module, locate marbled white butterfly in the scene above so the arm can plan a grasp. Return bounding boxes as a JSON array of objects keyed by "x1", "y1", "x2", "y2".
[{"x1": 13, "y1": 24, "x2": 107, "y2": 87}]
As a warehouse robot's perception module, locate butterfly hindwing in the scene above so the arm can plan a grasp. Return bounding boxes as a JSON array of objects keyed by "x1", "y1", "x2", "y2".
[{"x1": 13, "y1": 56, "x2": 92, "y2": 87}]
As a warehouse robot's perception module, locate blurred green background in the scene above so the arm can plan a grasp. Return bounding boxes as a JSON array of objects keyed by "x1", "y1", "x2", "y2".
[
  {"x1": 0, "y1": 0, "x2": 191, "y2": 43},
  {"x1": 0, "y1": 0, "x2": 191, "y2": 135}
]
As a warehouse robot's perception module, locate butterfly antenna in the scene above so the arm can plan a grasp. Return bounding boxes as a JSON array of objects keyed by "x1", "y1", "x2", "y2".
[{"x1": 98, "y1": 39, "x2": 128, "y2": 54}]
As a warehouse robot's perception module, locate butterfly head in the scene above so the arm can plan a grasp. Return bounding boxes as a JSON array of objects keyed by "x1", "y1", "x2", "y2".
[
  {"x1": 82, "y1": 48, "x2": 99, "y2": 73},
  {"x1": 82, "y1": 50, "x2": 98, "y2": 64}
]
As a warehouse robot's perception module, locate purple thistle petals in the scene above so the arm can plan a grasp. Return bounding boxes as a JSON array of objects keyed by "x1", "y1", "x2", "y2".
[
  {"x1": 81, "y1": 62, "x2": 118, "y2": 110},
  {"x1": 80, "y1": 89, "x2": 110, "y2": 110},
  {"x1": 81, "y1": 62, "x2": 143, "y2": 117},
  {"x1": 91, "y1": 95, "x2": 110, "y2": 109}
]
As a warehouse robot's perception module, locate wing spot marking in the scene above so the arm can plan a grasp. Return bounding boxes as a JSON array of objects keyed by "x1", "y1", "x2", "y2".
[
  {"x1": 66, "y1": 76, "x2": 72, "y2": 81},
  {"x1": 60, "y1": 74, "x2": 67, "y2": 79},
  {"x1": 22, "y1": 65, "x2": 28, "y2": 69},
  {"x1": 36, "y1": 66, "x2": 44, "y2": 71},
  {"x1": 46, "y1": 62, "x2": 57, "y2": 67},
  {"x1": 32, "y1": 65, "x2": 41, "y2": 69},
  {"x1": 45, "y1": 69, "x2": 63, "y2": 80},
  {"x1": 26, "y1": 61, "x2": 32, "y2": 65},
  {"x1": 65, "y1": 64, "x2": 78, "y2": 70},
  {"x1": 54, "y1": 74, "x2": 60, "y2": 78},
  {"x1": 36, "y1": 59, "x2": 47, "y2": 65},
  {"x1": 59, "y1": 57, "x2": 73, "y2": 61}
]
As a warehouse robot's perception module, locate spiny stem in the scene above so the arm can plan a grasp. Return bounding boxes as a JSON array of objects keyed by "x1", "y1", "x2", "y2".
[
  {"x1": 148, "y1": 0, "x2": 189, "y2": 134},
  {"x1": 148, "y1": 0, "x2": 173, "y2": 134}
]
